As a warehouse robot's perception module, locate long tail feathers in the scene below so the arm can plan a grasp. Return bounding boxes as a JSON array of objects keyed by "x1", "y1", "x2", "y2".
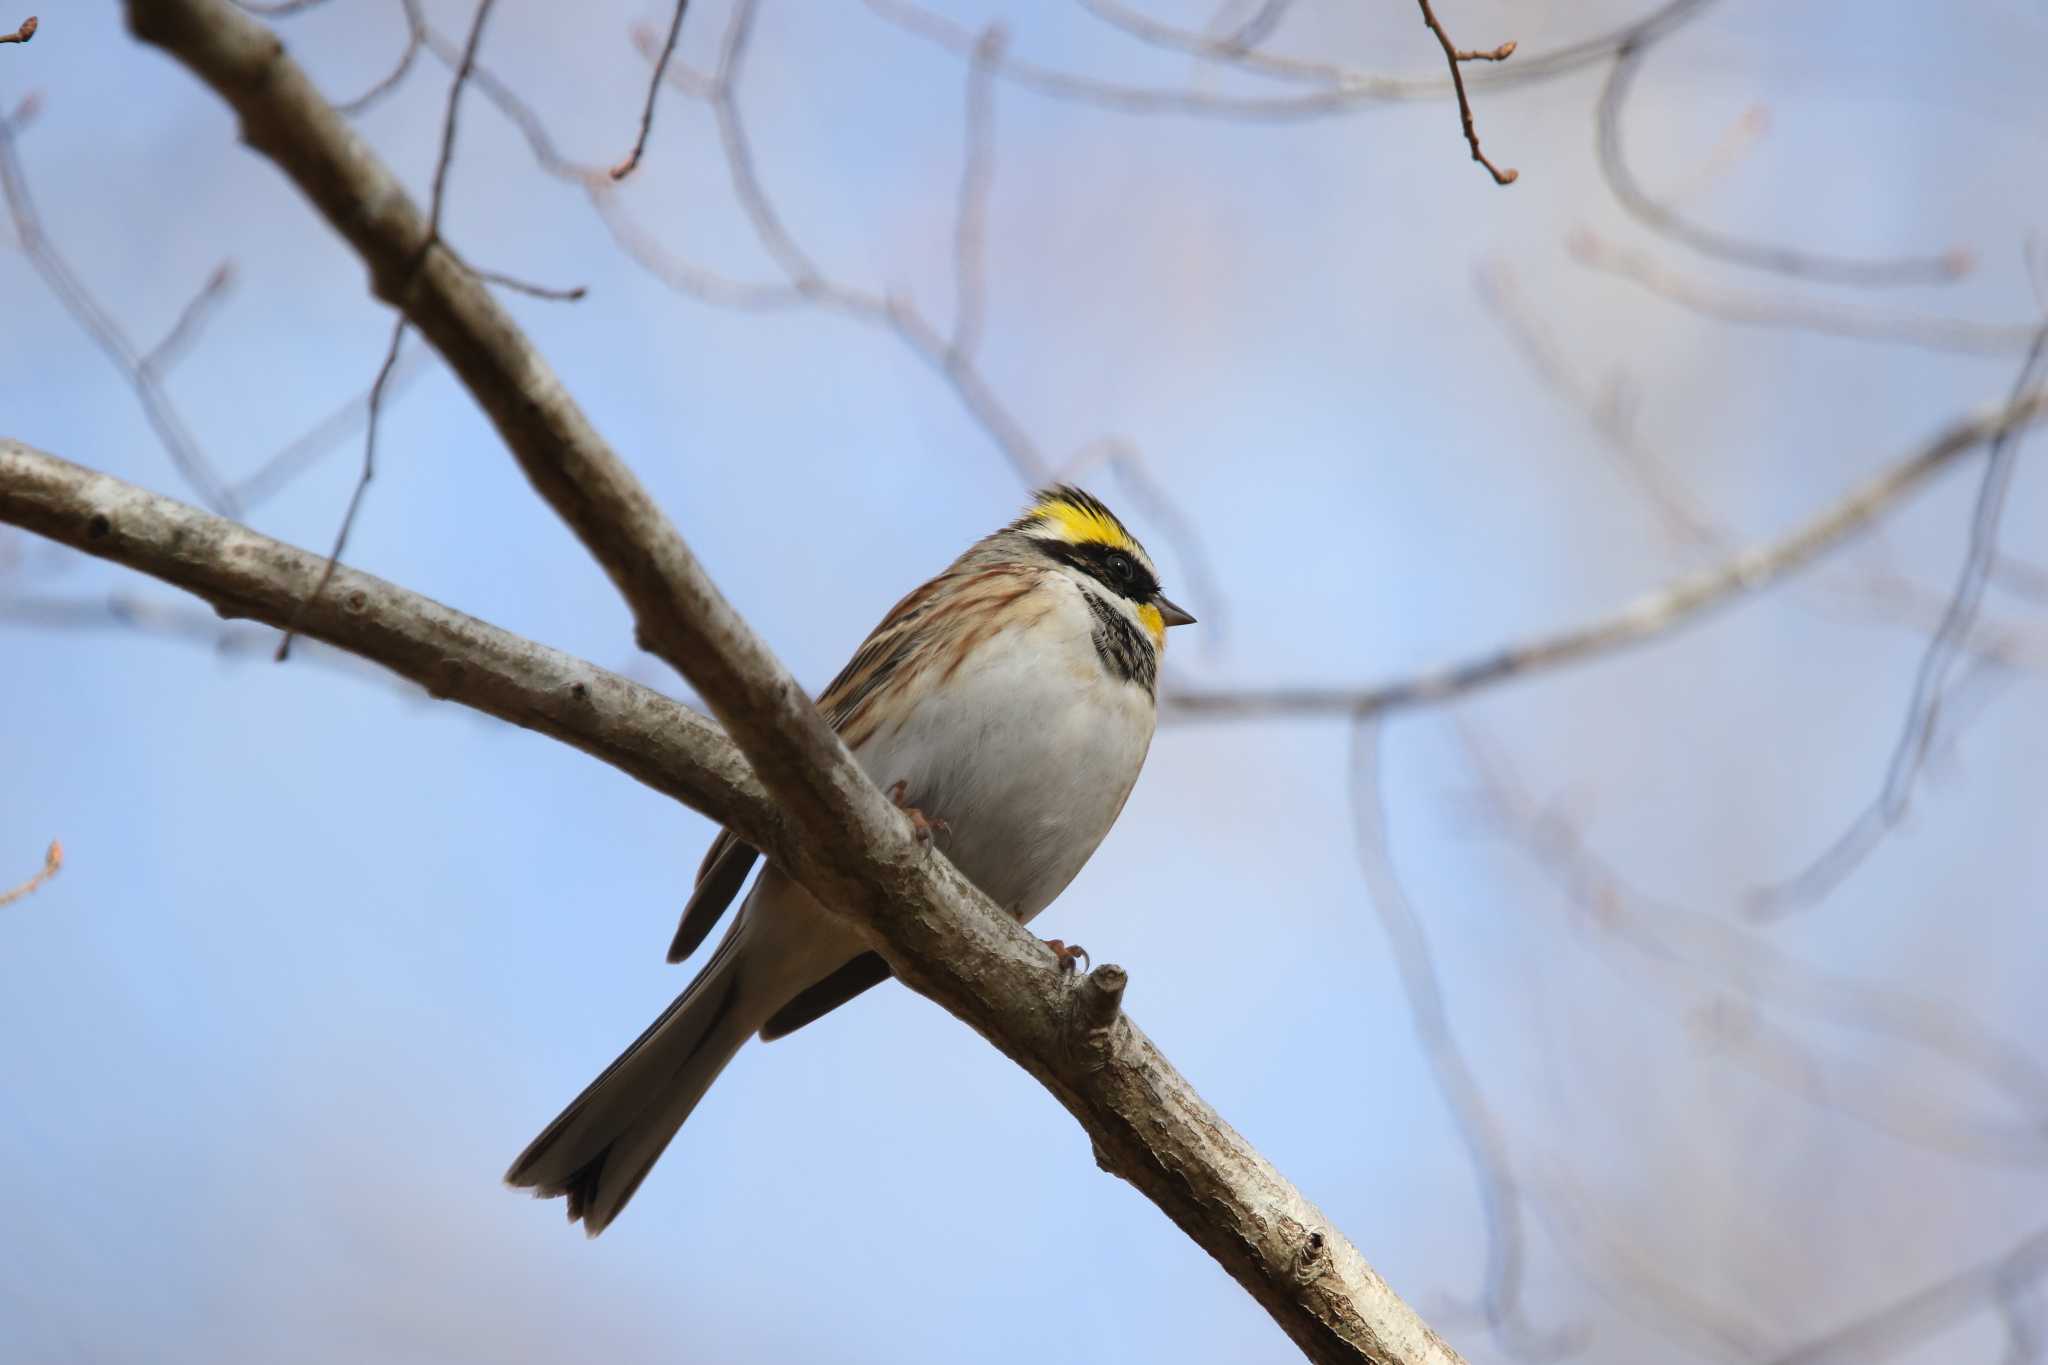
[{"x1": 506, "y1": 939, "x2": 757, "y2": 1235}]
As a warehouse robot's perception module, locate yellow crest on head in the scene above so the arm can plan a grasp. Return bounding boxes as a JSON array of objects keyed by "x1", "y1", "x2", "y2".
[{"x1": 1023, "y1": 485, "x2": 1138, "y2": 553}]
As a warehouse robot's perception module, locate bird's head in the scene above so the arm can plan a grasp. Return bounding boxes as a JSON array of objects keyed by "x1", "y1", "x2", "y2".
[{"x1": 1010, "y1": 485, "x2": 1196, "y2": 647}]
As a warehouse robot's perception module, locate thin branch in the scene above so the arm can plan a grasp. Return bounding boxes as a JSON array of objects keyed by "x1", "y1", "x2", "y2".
[
  {"x1": 1, "y1": 15, "x2": 34, "y2": 44},
  {"x1": 275, "y1": 314, "x2": 407, "y2": 660},
  {"x1": 0, "y1": 839, "x2": 60, "y2": 907},
  {"x1": 1412, "y1": 0, "x2": 1517, "y2": 184},
  {"x1": 0, "y1": 590, "x2": 413, "y2": 686},
  {"x1": 334, "y1": 0, "x2": 425, "y2": 117},
  {"x1": 1350, "y1": 716, "x2": 1579, "y2": 1359},
  {"x1": 1009, "y1": 0, "x2": 1715, "y2": 116},
  {"x1": 140, "y1": 260, "x2": 234, "y2": 375},
  {"x1": 1595, "y1": 39, "x2": 1971, "y2": 285},
  {"x1": 227, "y1": 343, "x2": 432, "y2": 510},
  {"x1": 1165, "y1": 388, "x2": 2048, "y2": 720},
  {"x1": 467, "y1": 264, "x2": 586, "y2": 300},
  {"x1": 112, "y1": 8, "x2": 1463, "y2": 1353},
  {"x1": 0, "y1": 101, "x2": 238, "y2": 514},
  {"x1": 1211, "y1": 0, "x2": 1294, "y2": 51},
  {"x1": 1473, "y1": 259, "x2": 1722, "y2": 549},
  {"x1": 1571, "y1": 229, "x2": 2041, "y2": 355},
  {"x1": 423, "y1": 0, "x2": 494, "y2": 235},
  {"x1": 278, "y1": 0, "x2": 495, "y2": 661},
  {"x1": 951, "y1": 23, "x2": 1005, "y2": 362},
  {"x1": 610, "y1": 0, "x2": 688, "y2": 180},
  {"x1": 1750, "y1": 324, "x2": 2048, "y2": 919}
]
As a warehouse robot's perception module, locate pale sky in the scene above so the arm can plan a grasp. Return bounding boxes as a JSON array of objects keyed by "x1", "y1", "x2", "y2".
[{"x1": 5, "y1": 3, "x2": 2046, "y2": 1362}]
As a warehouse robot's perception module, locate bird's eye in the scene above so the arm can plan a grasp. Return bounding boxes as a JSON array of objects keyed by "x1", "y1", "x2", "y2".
[{"x1": 1106, "y1": 553, "x2": 1135, "y2": 583}]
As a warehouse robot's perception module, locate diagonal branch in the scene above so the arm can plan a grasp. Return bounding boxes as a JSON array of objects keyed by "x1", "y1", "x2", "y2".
[
  {"x1": 1165, "y1": 387, "x2": 2048, "y2": 720},
  {"x1": 108, "y1": 4, "x2": 1461, "y2": 1358},
  {"x1": 0, "y1": 97, "x2": 238, "y2": 514}
]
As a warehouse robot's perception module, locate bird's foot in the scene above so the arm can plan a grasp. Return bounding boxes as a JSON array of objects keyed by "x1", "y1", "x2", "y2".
[
  {"x1": 887, "y1": 779, "x2": 949, "y2": 847},
  {"x1": 1043, "y1": 938, "x2": 1090, "y2": 974}
]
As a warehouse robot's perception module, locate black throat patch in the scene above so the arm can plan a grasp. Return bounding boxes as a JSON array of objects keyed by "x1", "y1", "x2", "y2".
[{"x1": 1082, "y1": 589, "x2": 1157, "y2": 694}]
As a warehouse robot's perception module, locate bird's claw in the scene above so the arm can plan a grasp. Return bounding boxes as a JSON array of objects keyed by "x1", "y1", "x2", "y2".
[
  {"x1": 887, "y1": 779, "x2": 949, "y2": 847},
  {"x1": 1043, "y1": 938, "x2": 1090, "y2": 974}
]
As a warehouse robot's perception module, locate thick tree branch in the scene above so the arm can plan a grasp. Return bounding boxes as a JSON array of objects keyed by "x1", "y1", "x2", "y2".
[
  {"x1": 0, "y1": 437, "x2": 1461, "y2": 1365},
  {"x1": 66, "y1": 4, "x2": 1463, "y2": 1353}
]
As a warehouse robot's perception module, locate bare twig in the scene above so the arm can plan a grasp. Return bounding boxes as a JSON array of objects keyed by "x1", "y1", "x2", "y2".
[
  {"x1": 1013, "y1": 0, "x2": 1714, "y2": 116},
  {"x1": 1, "y1": 15, "x2": 34, "y2": 44},
  {"x1": 1750, "y1": 324, "x2": 2048, "y2": 919},
  {"x1": 1166, "y1": 388, "x2": 2048, "y2": 720},
  {"x1": 467, "y1": 266, "x2": 586, "y2": 301},
  {"x1": 0, "y1": 590, "x2": 412, "y2": 686},
  {"x1": 1351, "y1": 716, "x2": 1580, "y2": 1359},
  {"x1": 1571, "y1": 230, "x2": 2040, "y2": 355},
  {"x1": 1596, "y1": 39, "x2": 1971, "y2": 285},
  {"x1": 0, "y1": 101, "x2": 238, "y2": 513},
  {"x1": 228, "y1": 344, "x2": 433, "y2": 510},
  {"x1": 140, "y1": 261, "x2": 234, "y2": 375},
  {"x1": 1410, "y1": 0, "x2": 1517, "y2": 184},
  {"x1": 0, "y1": 839, "x2": 60, "y2": 907},
  {"x1": 1210, "y1": 0, "x2": 1294, "y2": 52},
  {"x1": 278, "y1": 0, "x2": 496, "y2": 661},
  {"x1": 1474, "y1": 259, "x2": 1722, "y2": 549},
  {"x1": 610, "y1": 0, "x2": 688, "y2": 180},
  {"x1": 334, "y1": 0, "x2": 425, "y2": 116},
  {"x1": 951, "y1": 24, "x2": 1005, "y2": 361},
  {"x1": 275, "y1": 315, "x2": 407, "y2": 660}
]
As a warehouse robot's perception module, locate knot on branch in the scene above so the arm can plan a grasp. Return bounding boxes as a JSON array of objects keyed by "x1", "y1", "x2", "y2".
[
  {"x1": 1286, "y1": 1220, "x2": 1333, "y2": 1288},
  {"x1": 1064, "y1": 962, "x2": 1127, "y2": 1070}
]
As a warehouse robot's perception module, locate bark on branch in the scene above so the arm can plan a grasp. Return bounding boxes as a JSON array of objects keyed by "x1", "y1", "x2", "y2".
[{"x1": 42, "y1": 2, "x2": 1466, "y2": 1357}]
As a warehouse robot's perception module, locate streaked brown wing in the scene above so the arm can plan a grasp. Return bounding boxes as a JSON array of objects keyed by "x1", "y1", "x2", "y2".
[
  {"x1": 662, "y1": 576, "x2": 944, "y2": 964},
  {"x1": 663, "y1": 559, "x2": 1038, "y2": 971}
]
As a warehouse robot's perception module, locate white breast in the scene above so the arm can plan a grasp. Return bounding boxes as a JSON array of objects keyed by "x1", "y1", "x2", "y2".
[{"x1": 851, "y1": 575, "x2": 1157, "y2": 922}]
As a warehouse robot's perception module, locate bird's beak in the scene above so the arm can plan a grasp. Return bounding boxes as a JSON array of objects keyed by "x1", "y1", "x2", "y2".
[{"x1": 1154, "y1": 595, "x2": 1197, "y2": 628}]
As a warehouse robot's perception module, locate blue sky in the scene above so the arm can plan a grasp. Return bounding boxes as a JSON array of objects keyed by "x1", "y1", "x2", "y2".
[{"x1": 5, "y1": 2, "x2": 2047, "y2": 1362}]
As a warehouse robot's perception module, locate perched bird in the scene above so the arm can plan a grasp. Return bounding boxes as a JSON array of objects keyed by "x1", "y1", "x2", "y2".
[{"x1": 506, "y1": 486, "x2": 1195, "y2": 1234}]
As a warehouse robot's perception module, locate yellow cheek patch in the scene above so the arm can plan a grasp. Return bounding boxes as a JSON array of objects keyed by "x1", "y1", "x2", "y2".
[
  {"x1": 1137, "y1": 602, "x2": 1165, "y2": 647},
  {"x1": 1035, "y1": 496, "x2": 1137, "y2": 554}
]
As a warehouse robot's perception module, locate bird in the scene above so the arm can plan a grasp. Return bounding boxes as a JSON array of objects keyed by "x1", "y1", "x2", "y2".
[{"x1": 505, "y1": 485, "x2": 1195, "y2": 1234}]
